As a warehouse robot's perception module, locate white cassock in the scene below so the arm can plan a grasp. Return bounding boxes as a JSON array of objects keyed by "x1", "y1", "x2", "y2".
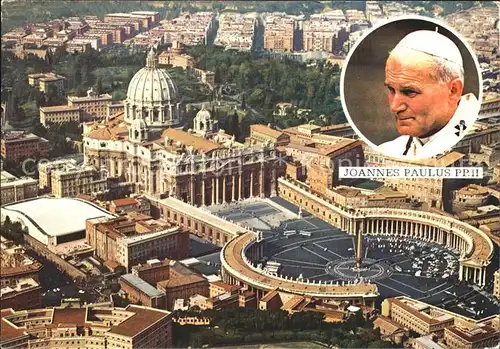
[{"x1": 377, "y1": 93, "x2": 480, "y2": 158}]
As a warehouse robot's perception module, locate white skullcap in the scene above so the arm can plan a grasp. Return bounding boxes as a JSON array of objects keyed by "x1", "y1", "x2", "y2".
[{"x1": 394, "y1": 30, "x2": 463, "y2": 68}]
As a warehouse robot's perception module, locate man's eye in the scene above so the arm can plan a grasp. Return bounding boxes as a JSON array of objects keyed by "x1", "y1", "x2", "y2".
[
  {"x1": 403, "y1": 90, "x2": 418, "y2": 97},
  {"x1": 387, "y1": 87, "x2": 395, "y2": 94}
]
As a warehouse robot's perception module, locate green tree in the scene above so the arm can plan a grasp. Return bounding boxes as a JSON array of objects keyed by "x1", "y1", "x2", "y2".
[{"x1": 95, "y1": 77, "x2": 104, "y2": 95}]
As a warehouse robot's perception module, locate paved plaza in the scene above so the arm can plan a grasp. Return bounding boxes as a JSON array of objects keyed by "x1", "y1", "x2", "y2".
[{"x1": 209, "y1": 197, "x2": 499, "y2": 319}]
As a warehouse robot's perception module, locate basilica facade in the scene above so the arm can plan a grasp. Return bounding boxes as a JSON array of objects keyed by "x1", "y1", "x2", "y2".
[{"x1": 83, "y1": 48, "x2": 282, "y2": 204}]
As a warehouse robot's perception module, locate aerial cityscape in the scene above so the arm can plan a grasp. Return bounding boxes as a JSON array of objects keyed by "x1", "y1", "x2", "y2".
[{"x1": 0, "y1": 1, "x2": 499, "y2": 348}]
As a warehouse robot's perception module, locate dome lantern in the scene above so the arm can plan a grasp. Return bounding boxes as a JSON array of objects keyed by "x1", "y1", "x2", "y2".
[
  {"x1": 145, "y1": 46, "x2": 159, "y2": 69},
  {"x1": 125, "y1": 47, "x2": 183, "y2": 137}
]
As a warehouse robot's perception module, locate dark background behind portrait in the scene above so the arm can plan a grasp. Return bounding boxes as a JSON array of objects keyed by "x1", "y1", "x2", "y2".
[{"x1": 343, "y1": 18, "x2": 480, "y2": 145}]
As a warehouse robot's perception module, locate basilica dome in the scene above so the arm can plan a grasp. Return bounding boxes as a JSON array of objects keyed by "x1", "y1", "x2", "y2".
[
  {"x1": 124, "y1": 47, "x2": 183, "y2": 134},
  {"x1": 127, "y1": 50, "x2": 179, "y2": 104}
]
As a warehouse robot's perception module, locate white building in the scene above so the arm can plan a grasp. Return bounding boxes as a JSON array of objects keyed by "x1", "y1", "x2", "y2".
[{"x1": 0, "y1": 197, "x2": 114, "y2": 246}]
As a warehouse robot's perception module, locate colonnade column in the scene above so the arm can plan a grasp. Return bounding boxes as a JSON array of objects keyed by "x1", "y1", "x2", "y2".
[
  {"x1": 117, "y1": 158, "x2": 122, "y2": 177},
  {"x1": 215, "y1": 177, "x2": 220, "y2": 204},
  {"x1": 271, "y1": 168, "x2": 277, "y2": 196},
  {"x1": 250, "y1": 171, "x2": 254, "y2": 197},
  {"x1": 190, "y1": 177, "x2": 195, "y2": 205},
  {"x1": 232, "y1": 174, "x2": 237, "y2": 202},
  {"x1": 260, "y1": 165, "x2": 265, "y2": 197},
  {"x1": 238, "y1": 172, "x2": 243, "y2": 200},
  {"x1": 223, "y1": 176, "x2": 227, "y2": 203},
  {"x1": 202, "y1": 178, "x2": 206, "y2": 206},
  {"x1": 211, "y1": 177, "x2": 215, "y2": 205},
  {"x1": 109, "y1": 158, "x2": 115, "y2": 177}
]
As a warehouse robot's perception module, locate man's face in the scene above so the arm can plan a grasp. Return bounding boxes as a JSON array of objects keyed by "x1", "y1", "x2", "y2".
[{"x1": 384, "y1": 53, "x2": 460, "y2": 138}]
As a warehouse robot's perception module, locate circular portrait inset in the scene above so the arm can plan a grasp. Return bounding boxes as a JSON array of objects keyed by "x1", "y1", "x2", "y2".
[{"x1": 340, "y1": 16, "x2": 482, "y2": 159}]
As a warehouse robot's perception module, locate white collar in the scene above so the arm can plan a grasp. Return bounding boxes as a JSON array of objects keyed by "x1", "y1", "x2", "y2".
[
  {"x1": 425, "y1": 93, "x2": 477, "y2": 145},
  {"x1": 403, "y1": 93, "x2": 479, "y2": 157}
]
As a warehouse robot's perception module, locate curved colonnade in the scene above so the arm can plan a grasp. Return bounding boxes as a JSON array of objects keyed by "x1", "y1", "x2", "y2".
[
  {"x1": 220, "y1": 178, "x2": 495, "y2": 302},
  {"x1": 220, "y1": 228, "x2": 379, "y2": 306}
]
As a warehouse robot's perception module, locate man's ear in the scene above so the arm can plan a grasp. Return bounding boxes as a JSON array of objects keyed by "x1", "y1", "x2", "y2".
[{"x1": 449, "y1": 78, "x2": 463, "y2": 103}]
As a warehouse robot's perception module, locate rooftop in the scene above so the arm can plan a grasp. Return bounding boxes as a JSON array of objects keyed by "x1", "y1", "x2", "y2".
[
  {"x1": 1, "y1": 312, "x2": 27, "y2": 344},
  {"x1": 365, "y1": 147, "x2": 466, "y2": 167},
  {"x1": 413, "y1": 335, "x2": 444, "y2": 349},
  {"x1": 28, "y1": 72, "x2": 66, "y2": 81},
  {"x1": 40, "y1": 105, "x2": 80, "y2": 112},
  {"x1": 373, "y1": 315, "x2": 405, "y2": 334},
  {"x1": 67, "y1": 93, "x2": 112, "y2": 102},
  {"x1": 161, "y1": 128, "x2": 221, "y2": 153},
  {"x1": 153, "y1": 196, "x2": 245, "y2": 237},
  {"x1": 84, "y1": 113, "x2": 129, "y2": 141},
  {"x1": 2, "y1": 305, "x2": 171, "y2": 341},
  {"x1": 1, "y1": 131, "x2": 47, "y2": 143},
  {"x1": 0, "y1": 278, "x2": 40, "y2": 298},
  {"x1": 353, "y1": 180, "x2": 385, "y2": 191},
  {"x1": 52, "y1": 308, "x2": 86, "y2": 327},
  {"x1": 112, "y1": 197, "x2": 138, "y2": 207},
  {"x1": 122, "y1": 227, "x2": 179, "y2": 245},
  {"x1": 1, "y1": 197, "x2": 114, "y2": 237},
  {"x1": 251, "y1": 124, "x2": 287, "y2": 139},
  {"x1": 0, "y1": 263, "x2": 43, "y2": 278},
  {"x1": 120, "y1": 273, "x2": 165, "y2": 298},
  {"x1": 108, "y1": 305, "x2": 171, "y2": 338},
  {"x1": 157, "y1": 274, "x2": 206, "y2": 289},
  {"x1": 446, "y1": 325, "x2": 499, "y2": 343},
  {"x1": 455, "y1": 184, "x2": 490, "y2": 195},
  {"x1": 210, "y1": 281, "x2": 241, "y2": 293},
  {"x1": 391, "y1": 298, "x2": 454, "y2": 325},
  {"x1": 0, "y1": 171, "x2": 37, "y2": 188}
]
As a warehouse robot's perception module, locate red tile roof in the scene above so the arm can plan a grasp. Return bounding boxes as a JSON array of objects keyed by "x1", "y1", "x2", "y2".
[
  {"x1": 161, "y1": 128, "x2": 220, "y2": 153},
  {"x1": 251, "y1": 124, "x2": 286, "y2": 139},
  {"x1": 210, "y1": 281, "x2": 241, "y2": 293},
  {"x1": 157, "y1": 274, "x2": 206, "y2": 289},
  {"x1": 1, "y1": 312, "x2": 28, "y2": 344},
  {"x1": 107, "y1": 305, "x2": 170, "y2": 338},
  {"x1": 52, "y1": 308, "x2": 87, "y2": 327},
  {"x1": 112, "y1": 198, "x2": 138, "y2": 207}
]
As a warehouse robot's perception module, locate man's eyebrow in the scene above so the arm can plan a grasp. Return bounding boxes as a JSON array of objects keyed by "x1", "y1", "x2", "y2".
[
  {"x1": 400, "y1": 85, "x2": 421, "y2": 91},
  {"x1": 385, "y1": 82, "x2": 421, "y2": 91}
]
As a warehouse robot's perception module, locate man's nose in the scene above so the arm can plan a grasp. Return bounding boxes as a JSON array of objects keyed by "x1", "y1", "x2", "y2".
[{"x1": 390, "y1": 94, "x2": 407, "y2": 114}]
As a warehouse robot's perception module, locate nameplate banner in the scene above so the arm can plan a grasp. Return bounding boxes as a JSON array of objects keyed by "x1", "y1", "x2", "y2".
[{"x1": 339, "y1": 167, "x2": 483, "y2": 179}]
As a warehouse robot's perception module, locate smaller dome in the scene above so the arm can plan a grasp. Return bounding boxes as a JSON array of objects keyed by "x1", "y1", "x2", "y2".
[{"x1": 196, "y1": 104, "x2": 211, "y2": 120}]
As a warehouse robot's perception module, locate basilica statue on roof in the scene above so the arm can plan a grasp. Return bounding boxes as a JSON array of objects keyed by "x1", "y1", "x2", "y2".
[{"x1": 83, "y1": 48, "x2": 282, "y2": 204}]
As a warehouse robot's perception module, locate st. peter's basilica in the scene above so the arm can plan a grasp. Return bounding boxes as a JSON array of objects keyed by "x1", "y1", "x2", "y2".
[{"x1": 83, "y1": 48, "x2": 282, "y2": 205}]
